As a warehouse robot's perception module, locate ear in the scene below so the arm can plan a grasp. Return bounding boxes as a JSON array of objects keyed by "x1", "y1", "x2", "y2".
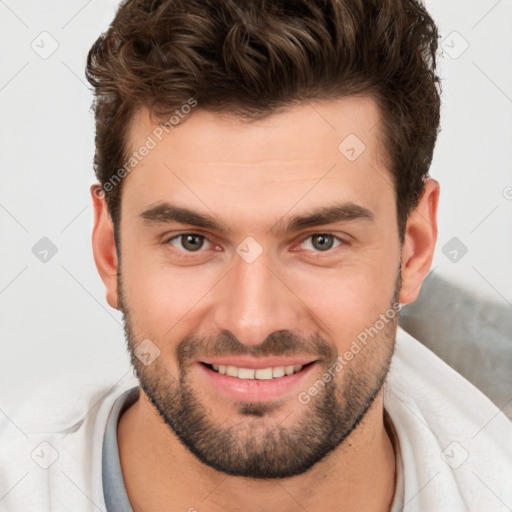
[
  {"x1": 90, "y1": 184, "x2": 120, "y2": 310},
  {"x1": 399, "y1": 178, "x2": 440, "y2": 304}
]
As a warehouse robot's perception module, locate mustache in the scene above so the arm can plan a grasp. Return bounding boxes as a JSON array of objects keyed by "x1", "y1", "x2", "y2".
[{"x1": 176, "y1": 329, "x2": 336, "y2": 364}]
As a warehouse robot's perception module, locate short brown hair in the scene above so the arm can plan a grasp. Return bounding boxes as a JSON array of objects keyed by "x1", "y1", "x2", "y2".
[{"x1": 86, "y1": 0, "x2": 441, "y2": 244}]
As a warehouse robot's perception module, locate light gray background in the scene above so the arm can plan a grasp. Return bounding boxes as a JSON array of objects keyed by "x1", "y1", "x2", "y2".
[{"x1": 1, "y1": 0, "x2": 511, "y2": 411}]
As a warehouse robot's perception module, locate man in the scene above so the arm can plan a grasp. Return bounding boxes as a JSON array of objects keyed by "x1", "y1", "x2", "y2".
[{"x1": 0, "y1": 0, "x2": 511, "y2": 511}]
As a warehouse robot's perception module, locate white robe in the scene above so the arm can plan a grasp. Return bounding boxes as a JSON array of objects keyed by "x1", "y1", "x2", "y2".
[{"x1": 0, "y1": 327, "x2": 510, "y2": 511}]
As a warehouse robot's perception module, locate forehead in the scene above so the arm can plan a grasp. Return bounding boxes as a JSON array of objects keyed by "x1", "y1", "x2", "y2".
[
  {"x1": 127, "y1": 96, "x2": 385, "y2": 166},
  {"x1": 121, "y1": 96, "x2": 393, "y2": 227}
]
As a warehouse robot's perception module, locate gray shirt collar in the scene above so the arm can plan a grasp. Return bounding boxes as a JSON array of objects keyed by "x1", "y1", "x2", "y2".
[{"x1": 102, "y1": 386, "x2": 139, "y2": 512}]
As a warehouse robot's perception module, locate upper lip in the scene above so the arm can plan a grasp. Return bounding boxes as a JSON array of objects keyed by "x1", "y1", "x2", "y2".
[{"x1": 197, "y1": 356, "x2": 318, "y2": 369}]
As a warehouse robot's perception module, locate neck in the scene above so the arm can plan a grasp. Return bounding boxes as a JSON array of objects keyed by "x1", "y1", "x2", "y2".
[{"x1": 117, "y1": 388, "x2": 396, "y2": 512}]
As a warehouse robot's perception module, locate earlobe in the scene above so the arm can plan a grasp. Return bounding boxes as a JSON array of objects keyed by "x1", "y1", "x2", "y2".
[
  {"x1": 399, "y1": 178, "x2": 440, "y2": 304},
  {"x1": 90, "y1": 184, "x2": 120, "y2": 310}
]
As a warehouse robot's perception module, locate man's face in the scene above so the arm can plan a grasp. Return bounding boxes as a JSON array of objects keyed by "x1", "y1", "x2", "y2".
[{"x1": 116, "y1": 97, "x2": 402, "y2": 478}]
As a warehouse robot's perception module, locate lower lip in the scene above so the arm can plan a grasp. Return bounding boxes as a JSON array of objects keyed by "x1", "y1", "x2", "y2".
[{"x1": 196, "y1": 362, "x2": 319, "y2": 402}]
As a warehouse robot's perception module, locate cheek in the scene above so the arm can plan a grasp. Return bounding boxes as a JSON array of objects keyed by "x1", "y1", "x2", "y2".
[
  {"x1": 120, "y1": 265, "x2": 215, "y2": 375},
  {"x1": 281, "y1": 257, "x2": 398, "y2": 345},
  {"x1": 122, "y1": 252, "x2": 221, "y2": 331}
]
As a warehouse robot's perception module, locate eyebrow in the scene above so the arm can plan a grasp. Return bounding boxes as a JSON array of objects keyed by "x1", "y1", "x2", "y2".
[{"x1": 138, "y1": 201, "x2": 374, "y2": 235}]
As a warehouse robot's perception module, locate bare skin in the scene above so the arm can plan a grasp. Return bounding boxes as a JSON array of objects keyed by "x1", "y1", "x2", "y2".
[{"x1": 91, "y1": 96, "x2": 439, "y2": 512}]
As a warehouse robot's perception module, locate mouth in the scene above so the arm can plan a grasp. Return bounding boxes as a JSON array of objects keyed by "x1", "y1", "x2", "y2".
[
  {"x1": 195, "y1": 358, "x2": 320, "y2": 402},
  {"x1": 201, "y1": 361, "x2": 316, "y2": 380}
]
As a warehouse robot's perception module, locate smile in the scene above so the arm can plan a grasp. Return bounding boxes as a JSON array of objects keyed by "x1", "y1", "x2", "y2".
[
  {"x1": 206, "y1": 363, "x2": 310, "y2": 380},
  {"x1": 196, "y1": 359, "x2": 320, "y2": 402}
]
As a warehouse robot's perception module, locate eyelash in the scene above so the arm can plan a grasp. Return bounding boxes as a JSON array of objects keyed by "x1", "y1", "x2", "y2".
[{"x1": 163, "y1": 232, "x2": 347, "y2": 257}]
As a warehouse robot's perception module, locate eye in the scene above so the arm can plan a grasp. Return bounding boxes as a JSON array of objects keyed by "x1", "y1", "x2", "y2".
[
  {"x1": 166, "y1": 233, "x2": 213, "y2": 253},
  {"x1": 163, "y1": 232, "x2": 347, "y2": 257},
  {"x1": 298, "y1": 233, "x2": 344, "y2": 252}
]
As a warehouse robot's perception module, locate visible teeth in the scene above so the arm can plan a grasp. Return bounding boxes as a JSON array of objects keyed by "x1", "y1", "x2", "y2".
[
  {"x1": 210, "y1": 363, "x2": 305, "y2": 380},
  {"x1": 237, "y1": 368, "x2": 255, "y2": 379},
  {"x1": 254, "y1": 367, "x2": 273, "y2": 379},
  {"x1": 226, "y1": 365, "x2": 238, "y2": 377},
  {"x1": 284, "y1": 365, "x2": 295, "y2": 375},
  {"x1": 272, "y1": 366, "x2": 285, "y2": 378}
]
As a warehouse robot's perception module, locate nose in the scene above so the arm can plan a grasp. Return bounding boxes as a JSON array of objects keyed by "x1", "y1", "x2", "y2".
[{"x1": 211, "y1": 245, "x2": 304, "y2": 347}]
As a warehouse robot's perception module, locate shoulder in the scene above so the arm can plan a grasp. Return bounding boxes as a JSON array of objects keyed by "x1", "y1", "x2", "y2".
[
  {"x1": 0, "y1": 368, "x2": 138, "y2": 511},
  {"x1": 385, "y1": 327, "x2": 512, "y2": 511}
]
